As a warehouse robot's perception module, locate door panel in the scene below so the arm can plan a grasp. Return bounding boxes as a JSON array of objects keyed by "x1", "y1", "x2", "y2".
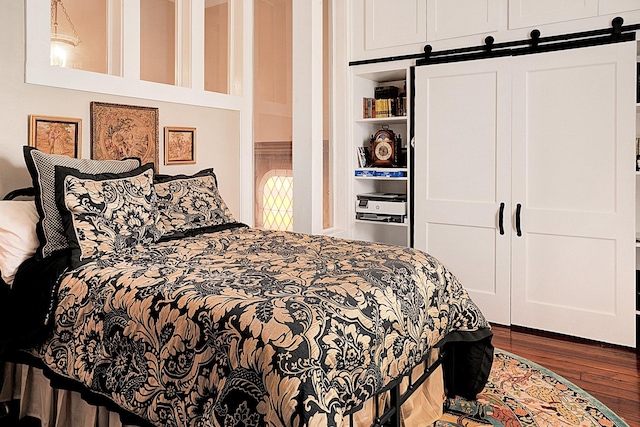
[
  {"x1": 414, "y1": 58, "x2": 512, "y2": 325},
  {"x1": 424, "y1": 72, "x2": 499, "y2": 203},
  {"x1": 510, "y1": 42, "x2": 636, "y2": 347},
  {"x1": 524, "y1": 62, "x2": 617, "y2": 213},
  {"x1": 524, "y1": 233, "x2": 617, "y2": 315},
  {"x1": 426, "y1": 223, "x2": 500, "y2": 296}
]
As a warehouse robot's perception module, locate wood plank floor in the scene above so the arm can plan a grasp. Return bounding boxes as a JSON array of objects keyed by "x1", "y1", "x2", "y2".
[{"x1": 489, "y1": 324, "x2": 640, "y2": 427}]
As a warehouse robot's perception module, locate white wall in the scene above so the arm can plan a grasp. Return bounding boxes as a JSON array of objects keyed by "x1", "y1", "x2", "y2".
[{"x1": 0, "y1": 1, "x2": 241, "y2": 217}]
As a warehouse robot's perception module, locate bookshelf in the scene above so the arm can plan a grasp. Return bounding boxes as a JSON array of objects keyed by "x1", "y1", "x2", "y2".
[{"x1": 351, "y1": 63, "x2": 411, "y2": 247}]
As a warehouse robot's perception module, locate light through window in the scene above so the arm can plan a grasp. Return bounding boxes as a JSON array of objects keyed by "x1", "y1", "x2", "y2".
[{"x1": 262, "y1": 173, "x2": 293, "y2": 231}]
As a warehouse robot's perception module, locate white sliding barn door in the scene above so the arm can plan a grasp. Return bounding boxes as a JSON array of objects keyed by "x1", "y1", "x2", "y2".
[
  {"x1": 413, "y1": 58, "x2": 513, "y2": 325},
  {"x1": 510, "y1": 43, "x2": 636, "y2": 347},
  {"x1": 413, "y1": 41, "x2": 636, "y2": 347}
]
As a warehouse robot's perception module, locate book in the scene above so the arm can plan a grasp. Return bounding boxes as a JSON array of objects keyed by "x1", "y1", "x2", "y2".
[
  {"x1": 362, "y1": 97, "x2": 377, "y2": 118},
  {"x1": 396, "y1": 96, "x2": 406, "y2": 116},
  {"x1": 375, "y1": 85, "x2": 399, "y2": 99},
  {"x1": 375, "y1": 99, "x2": 387, "y2": 117}
]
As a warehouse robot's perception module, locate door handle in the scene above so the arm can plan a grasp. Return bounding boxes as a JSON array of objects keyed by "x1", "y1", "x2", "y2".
[
  {"x1": 515, "y1": 203, "x2": 522, "y2": 237},
  {"x1": 498, "y1": 202, "x2": 505, "y2": 235}
]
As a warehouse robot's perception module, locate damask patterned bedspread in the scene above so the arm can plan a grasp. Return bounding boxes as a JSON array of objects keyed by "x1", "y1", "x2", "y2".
[{"x1": 32, "y1": 227, "x2": 489, "y2": 427}]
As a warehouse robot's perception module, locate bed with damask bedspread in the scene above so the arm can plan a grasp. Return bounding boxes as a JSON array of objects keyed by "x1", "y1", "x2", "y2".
[{"x1": 0, "y1": 147, "x2": 493, "y2": 427}]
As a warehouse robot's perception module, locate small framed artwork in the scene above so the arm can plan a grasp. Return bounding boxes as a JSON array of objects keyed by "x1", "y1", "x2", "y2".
[
  {"x1": 29, "y1": 115, "x2": 81, "y2": 158},
  {"x1": 164, "y1": 126, "x2": 196, "y2": 165},
  {"x1": 90, "y1": 102, "x2": 159, "y2": 170}
]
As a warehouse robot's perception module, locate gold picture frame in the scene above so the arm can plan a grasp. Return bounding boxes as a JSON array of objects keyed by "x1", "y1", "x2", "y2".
[
  {"x1": 164, "y1": 126, "x2": 196, "y2": 165},
  {"x1": 90, "y1": 102, "x2": 159, "y2": 170},
  {"x1": 29, "y1": 115, "x2": 82, "y2": 158}
]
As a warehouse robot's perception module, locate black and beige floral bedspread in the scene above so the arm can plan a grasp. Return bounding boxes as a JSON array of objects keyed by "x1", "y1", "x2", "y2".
[{"x1": 33, "y1": 227, "x2": 489, "y2": 427}]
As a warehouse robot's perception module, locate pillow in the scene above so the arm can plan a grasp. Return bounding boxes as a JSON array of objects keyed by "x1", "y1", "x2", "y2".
[
  {"x1": 24, "y1": 146, "x2": 142, "y2": 258},
  {"x1": 0, "y1": 201, "x2": 39, "y2": 285},
  {"x1": 55, "y1": 163, "x2": 162, "y2": 267},
  {"x1": 154, "y1": 169, "x2": 236, "y2": 236}
]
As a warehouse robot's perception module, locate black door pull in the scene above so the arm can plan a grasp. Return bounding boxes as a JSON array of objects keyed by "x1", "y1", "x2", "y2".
[
  {"x1": 515, "y1": 203, "x2": 522, "y2": 237},
  {"x1": 498, "y1": 202, "x2": 505, "y2": 235}
]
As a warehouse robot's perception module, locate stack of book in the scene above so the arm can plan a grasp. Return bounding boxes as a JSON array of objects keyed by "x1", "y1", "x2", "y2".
[{"x1": 362, "y1": 85, "x2": 406, "y2": 119}]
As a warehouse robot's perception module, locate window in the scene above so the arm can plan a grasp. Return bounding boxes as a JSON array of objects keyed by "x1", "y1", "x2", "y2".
[
  {"x1": 29, "y1": 1, "x2": 245, "y2": 108},
  {"x1": 253, "y1": 0, "x2": 293, "y2": 229},
  {"x1": 253, "y1": 0, "x2": 335, "y2": 232},
  {"x1": 205, "y1": 0, "x2": 230, "y2": 93},
  {"x1": 140, "y1": 0, "x2": 176, "y2": 85},
  {"x1": 261, "y1": 172, "x2": 293, "y2": 231},
  {"x1": 50, "y1": 0, "x2": 109, "y2": 73}
]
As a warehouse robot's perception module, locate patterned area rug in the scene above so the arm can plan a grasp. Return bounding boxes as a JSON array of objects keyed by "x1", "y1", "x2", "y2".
[{"x1": 433, "y1": 348, "x2": 629, "y2": 427}]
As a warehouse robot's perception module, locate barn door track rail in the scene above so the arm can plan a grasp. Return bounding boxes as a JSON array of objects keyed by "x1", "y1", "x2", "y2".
[{"x1": 349, "y1": 17, "x2": 639, "y2": 67}]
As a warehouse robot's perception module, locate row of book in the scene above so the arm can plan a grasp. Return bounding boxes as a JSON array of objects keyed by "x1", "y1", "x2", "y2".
[{"x1": 362, "y1": 96, "x2": 407, "y2": 118}]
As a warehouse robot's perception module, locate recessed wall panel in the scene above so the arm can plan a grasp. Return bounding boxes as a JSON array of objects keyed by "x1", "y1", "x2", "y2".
[
  {"x1": 599, "y1": 0, "x2": 640, "y2": 14},
  {"x1": 427, "y1": 0, "x2": 500, "y2": 41},
  {"x1": 509, "y1": 0, "x2": 598, "y2": 29},
  {"x1": 365, "y1": 0, "x2": 427, "y2": 50}
]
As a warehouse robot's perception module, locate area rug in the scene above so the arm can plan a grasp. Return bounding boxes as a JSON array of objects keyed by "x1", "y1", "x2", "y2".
[{"x1": 432, "y1": 348, "x2": 629, "y2": 427}]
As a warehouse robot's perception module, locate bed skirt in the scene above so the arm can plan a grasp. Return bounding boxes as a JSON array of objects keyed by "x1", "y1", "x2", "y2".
[
  {"x1": 1, "y1": 362, "x2": 138, "y2": 427},
  {"x1": 0, "y1": 350, "x2": 444, "y2": 427}
]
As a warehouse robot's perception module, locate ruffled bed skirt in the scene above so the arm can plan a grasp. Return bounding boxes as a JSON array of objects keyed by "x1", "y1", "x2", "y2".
[{"x1": 0, "y1": 353, "x2": 444, "y2": 427}]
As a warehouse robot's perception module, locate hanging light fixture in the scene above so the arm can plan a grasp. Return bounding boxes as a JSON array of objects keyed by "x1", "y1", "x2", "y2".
[{"x1": 50, "y1": 0, "x2": 81, "y2": 67}]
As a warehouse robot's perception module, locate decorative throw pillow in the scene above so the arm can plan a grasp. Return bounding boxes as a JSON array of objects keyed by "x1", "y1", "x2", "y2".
[
  {"x1": 24, "y1": 146, "x2": 142, "y2": 258},
  {"x1": 154, "y1": 169, "x2": 236, "y2": 236},
  {"x1": 0, "y1": 201, "x2": 39, "y2": 286},
  {"x1": 55, "y1": 163, "x2": 162, "y2": 267}
]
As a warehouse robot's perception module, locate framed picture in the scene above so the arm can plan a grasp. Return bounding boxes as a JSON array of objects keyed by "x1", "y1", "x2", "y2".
[
  {"x1": 90, "y1": 102, "x2": 159, "y2": 170},
  {"x1": 357, "y1": 146, "x2": 368, "y2": 168},
  {"x1": 29, "y1": 115, "x2": 81, "y2": 158},
  {"x1": 164, "y1": 126, "x2": 196, "y2": 165}
]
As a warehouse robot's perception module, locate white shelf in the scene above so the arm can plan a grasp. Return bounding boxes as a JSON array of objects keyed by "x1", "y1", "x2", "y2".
[
  {"x1": 356, "y1": 116, "x2": 407, "y2": 124},
  {"x1": 356, "y1": 167, "x2": 408, "y2": 171},
  {"x1": 355, "y1": 176, "x2": 408, "y2": 181},
  {"x1": 355, "y1": 219, "x2": 408, "y2": 227}
]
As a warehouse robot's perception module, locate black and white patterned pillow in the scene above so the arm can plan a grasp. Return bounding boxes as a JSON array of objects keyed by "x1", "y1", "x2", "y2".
[
  {"x1": 24, "y1": 146, "x2": 142, "y2": 258},
  {"x1": 154, "y1": 169, "x2": 236, "y2": 236},
  {"x1": 55, "y1": 163, "x2": 162, "y2": 267}
]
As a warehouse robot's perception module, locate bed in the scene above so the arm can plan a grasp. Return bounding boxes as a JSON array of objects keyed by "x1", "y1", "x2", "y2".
[{"x1": 0, "y1": 147, "x2": 493, "y2": 427}]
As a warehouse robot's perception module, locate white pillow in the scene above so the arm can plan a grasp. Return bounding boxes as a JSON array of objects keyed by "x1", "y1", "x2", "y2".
[{"x1": 0, "y1": 200, "x2": 39, "y2": 286}]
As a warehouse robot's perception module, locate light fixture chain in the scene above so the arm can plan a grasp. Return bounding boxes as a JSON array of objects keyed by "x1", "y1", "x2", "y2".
[
  {"x1": 59, "y1": 1, "x2": 79, "y2": 40},
  {"x1": 52, "y1": 0, "x2": 80, "y2": 42},
  {"x1": 51, "y1": 0, "x2": 58, "y2": 35}
]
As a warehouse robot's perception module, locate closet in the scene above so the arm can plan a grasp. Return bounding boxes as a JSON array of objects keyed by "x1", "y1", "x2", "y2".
[{"x1": 412, "y1": 41, "x2": 636, "y2": 347}]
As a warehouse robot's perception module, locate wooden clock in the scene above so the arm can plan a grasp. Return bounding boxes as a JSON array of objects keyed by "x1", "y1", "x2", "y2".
[{"x1": 370, "y1": 126, "x2": 397, "y2": 167}]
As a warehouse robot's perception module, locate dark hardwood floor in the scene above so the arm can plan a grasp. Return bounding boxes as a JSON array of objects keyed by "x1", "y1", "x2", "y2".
[{"x1": 490, "y1": 324, "x2": 639, "y2": 427}]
